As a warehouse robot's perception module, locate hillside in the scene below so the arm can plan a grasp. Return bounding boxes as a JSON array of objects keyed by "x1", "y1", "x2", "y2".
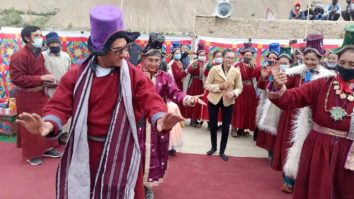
[{"x1": 0, "y1": 0, "x2": 344, "y2": 33}]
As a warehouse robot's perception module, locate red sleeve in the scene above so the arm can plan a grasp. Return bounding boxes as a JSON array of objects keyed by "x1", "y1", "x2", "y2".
[
  {"x1": 257, "y1": 78, "x2": 268, "y2": 90},
  {"x1": 172, "y1": 62, "x2": 187, "y2": 81},
  {"x1": 43, "y1": 67, "x2": 78, "y2": 125},
  {"x1": 270, "y1": 78, "x2": 321, "y2": 110},
  {"x1": 187, "y1": 62, "x2": 200, "y2": 76},
  {"x1": 9, "y1": 52, "x2": 42, "y2": 88},
  {"x1": 252, "y1": 66, "x2": 261, "y2": 78}
]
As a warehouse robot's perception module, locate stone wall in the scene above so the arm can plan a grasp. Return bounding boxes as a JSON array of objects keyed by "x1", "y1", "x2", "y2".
[{"x1": 195, "y1": 16, "x2": 352, "y2": 39}]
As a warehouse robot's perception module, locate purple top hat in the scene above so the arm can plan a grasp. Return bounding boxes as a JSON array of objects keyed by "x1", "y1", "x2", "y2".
[
  {"x1": 87, "y1": 5, "x2": 140, "y2": 56},
  {"x1": 304, "y1": 34, "x2": 325, "y2": 56},
  {"x1": 267, "y1": 43, "x2": 280, "y2": 57},
  {"x1": 89, "y1": 5, "x2": 124, "y2": 52}
]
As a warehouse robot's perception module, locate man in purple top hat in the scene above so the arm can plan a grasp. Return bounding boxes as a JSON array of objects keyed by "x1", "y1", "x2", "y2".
[{"x1": 15, "y1": 5, "x2": 183, "y2": 199}]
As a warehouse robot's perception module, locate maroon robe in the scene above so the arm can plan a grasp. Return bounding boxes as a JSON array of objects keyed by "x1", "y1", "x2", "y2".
[
  {"x1": 184, "y1": 61, "x2": 204, "y2": 120},
  {"x1": 9, "y1": 45, "x2": 57, "y2": 159},
  {"x1": 256, "y1": 78, "x2": 276, "y2": 151},
  {"x1": 171, "y1": 60, "x2": 186, "y2": 90},
  {"x1": 272, "y1": 74, "x2": 302, "y2": 171},
  {"x1": 270, "y1": 77, "x2": 354, "y2": 199},
  {"x1": 232, "y1": 62, "x2": 260, "y2": 131},
  {"x1": 43, "y1": 61, "x2": 167, "y2": 199}
]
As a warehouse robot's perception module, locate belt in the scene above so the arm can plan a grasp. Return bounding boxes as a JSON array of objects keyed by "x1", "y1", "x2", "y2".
[
  {"x1": 313, "y1": 123, "x2": 348, "y2": 139},
  {"x1": 313, "y1": 122, "x2": 354, "y2": 171},
  {"x1": 242, "y1": 80, "x2": 253, "y2": 85},
  {"x1": 88, "y1": 135, "x2": 106, "y2": 142},
  {"x1": 192, "y1": 76, "x2": 200, "y2": 79},
  {"x1": 16, "y1": 85, "x2": 44, "y2": 92}
]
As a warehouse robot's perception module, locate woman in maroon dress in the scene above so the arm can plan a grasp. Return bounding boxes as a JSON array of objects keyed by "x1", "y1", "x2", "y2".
[
  {"x1": 185, "y1": 46, "x2": 207, "y2": 127},
  {"x1": 255, "y1": 43, "x2": 281, "y2": 162},
  {"x1": 268, "y1": 45, "x2": 354, "y2": 199},
  {"x1": 168, "y1": 48, "x2": 187, "y2": 90},
  {"x1": 231, "y1": 42, "x2": 260, "y2": 137}
]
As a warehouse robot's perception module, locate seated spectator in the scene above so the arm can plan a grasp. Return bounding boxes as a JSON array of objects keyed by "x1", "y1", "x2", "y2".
[
  {"x1": 342, "y1": 0, "x2": 354, "y2": 21},
  {"x1": 323, "y1": 0, "x2": 341, "y2": 21},
  {"x1": 289, "y1": 1, "x2": 305, "y2": 20}
]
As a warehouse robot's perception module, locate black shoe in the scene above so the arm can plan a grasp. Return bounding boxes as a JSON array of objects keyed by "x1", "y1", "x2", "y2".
[
  {"x1": 219, "y1": 154, "x2": 229, "y2": 161},
  {"x1": 26, "y1": 157, "x2": 43, "y2": 166},
  {"x1": 190, "y1": 120, "x2": 197, "y2": 127},
  {"x1": 206, "y1": 149, "x2": 217, "y2": 156},
  {"x1": 168, "y1": 149, "x2": 177, "y2": 156},
  {"x1": 243, "y1": 131, "x2": 250, "y2": 137},
  {"x1": 43, "y1": 148, "x2": 62, "y2": 158},
  {"x1": 237, "y1": 129, "x2": 245, "y2": 136}
]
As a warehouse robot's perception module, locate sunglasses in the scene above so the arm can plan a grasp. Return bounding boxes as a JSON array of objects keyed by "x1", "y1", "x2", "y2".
[{"x1": 110, "y1": 44, "x2": 131, "y2": 56}]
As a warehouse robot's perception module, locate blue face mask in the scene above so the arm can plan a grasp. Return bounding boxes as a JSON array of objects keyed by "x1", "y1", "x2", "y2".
[
  {"x1": 32, "y1": 37, "x2": 43, "y2": 49},
  {"x1": 174, "y1": 53, "x2": 181, "y2": 60}
]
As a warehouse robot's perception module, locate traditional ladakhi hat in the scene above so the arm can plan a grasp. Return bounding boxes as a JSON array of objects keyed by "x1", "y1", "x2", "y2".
[
  {"x1": 279, "y1": 47, "x2": 293, "y2": 61},
  {"x1": 196, "y1": 43, "x2": 205, "y2": 55},
  {"x1": 240, "y1": 42, "x2": 255, "y2": 54},
  {"x1": 267, "y1": 43, "x2": 281, "y2": 57},
  {"x1": 303, "y1": 34, "x2": 326, "y2": 56},
  {"x1": 142, "y1": 32, "x2": 166, "y2": 57},
  {"x1": 332, "y1": 24, "x2": 354, "y2": 54},
  {"x1": 87, "y1": 5, "x2": 140, "y2": 55},
  {"x1": 45, "y1": 32, "x2": 61, "y2": 45}
]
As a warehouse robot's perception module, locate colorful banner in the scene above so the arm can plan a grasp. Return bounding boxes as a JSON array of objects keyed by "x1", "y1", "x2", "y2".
[
  {"x1": 0, "y1": 33, "x2": 192, "y2": 99},
  {"x1": 0, "y1": 32, "x2": 342, "y2": 99}
]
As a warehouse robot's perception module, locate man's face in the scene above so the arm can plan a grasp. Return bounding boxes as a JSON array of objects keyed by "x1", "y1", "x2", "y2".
[
  {"x1": 25, "y1": 30, "x2": 42, "y2": 44},
  {"x1": 295, "y1": 5, "x2": 300, "y2": 11},
  {"x1": 106, "y1": 38, "x2": 128, "y2": 67},
  {"x1": 144, "y1": 55, "x2": 161, "y2": 73},
  {"x1": 332, "y1": 0, "x2": 338, "y2": 4},
  {"x1": 346, "y1": 0, "x2": 351, "y2": 4}
]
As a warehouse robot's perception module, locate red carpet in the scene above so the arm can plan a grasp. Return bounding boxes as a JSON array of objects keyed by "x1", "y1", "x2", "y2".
[{"x1": 0, "y1": 142, "x2": 291, "y2": 199}]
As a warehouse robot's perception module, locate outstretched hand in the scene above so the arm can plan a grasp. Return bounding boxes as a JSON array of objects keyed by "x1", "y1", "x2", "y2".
[
  {"x1": 271, "y1": 67, "x2": 287, "y2": 90},
  {"x1": 16, "y1": 112, "x2": 53, "y2": 137},
  {"x1": 156, "y1": 113, "x2": 185, "y2": 132},
  {"x1": 190, "y1": 94, "x2": 207, "y2": 106}
]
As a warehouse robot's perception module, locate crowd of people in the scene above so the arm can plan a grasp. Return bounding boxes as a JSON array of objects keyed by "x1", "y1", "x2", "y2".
[
  {"x1": 289, "y1": 0, "x2": 354, "y2": 21},
  {"x1": 7, "y1": 3, "x2": 354, "y2": 199}
]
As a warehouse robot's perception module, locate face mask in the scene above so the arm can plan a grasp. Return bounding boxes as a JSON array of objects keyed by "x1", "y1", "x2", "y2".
[
  {"x1": 32, "y1": 37, "x2": 43, "y2": 49},
  {"x1": 279, "y1": 64, "x2": 290, "y2": 72},
  {"x1": 198, "y1": 56, "x2": 206, "y2": 62},
  {"x1": 327, "y1": 62, "x2": 337, "y2": 69},
  {"x1": 49, "y1": 46, "x2": 61, "y2": 54},
  {"x1": 243, "y1": 57, "x2": 251, "y2": 64},
  {"x1": 337, "y1": 65, "x2": 354, "y2": 82},
  {"x1": 214, "y1": 57, "x2": 223, "y2": 64},
  {"x1": 174, "y1": 53, "x2": 181, "y2": 60}
]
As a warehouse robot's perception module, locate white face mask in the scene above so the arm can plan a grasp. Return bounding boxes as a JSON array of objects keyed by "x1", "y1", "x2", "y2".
[
  {"x1": 198, "y1": 56, "x2": 206, "y2": 62},
  {"x1": 327, "y1": 62, "x2": 337, "y2": 69},
  {"x1": 32, "y1": 37, "x2": 43, "y2": 49},
  {"x1": 279, "y1": 64, "x2": 290, "y2": 72},
  {"x1": 214, "y1": 57, "x2": 223, "y2": 64}
]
